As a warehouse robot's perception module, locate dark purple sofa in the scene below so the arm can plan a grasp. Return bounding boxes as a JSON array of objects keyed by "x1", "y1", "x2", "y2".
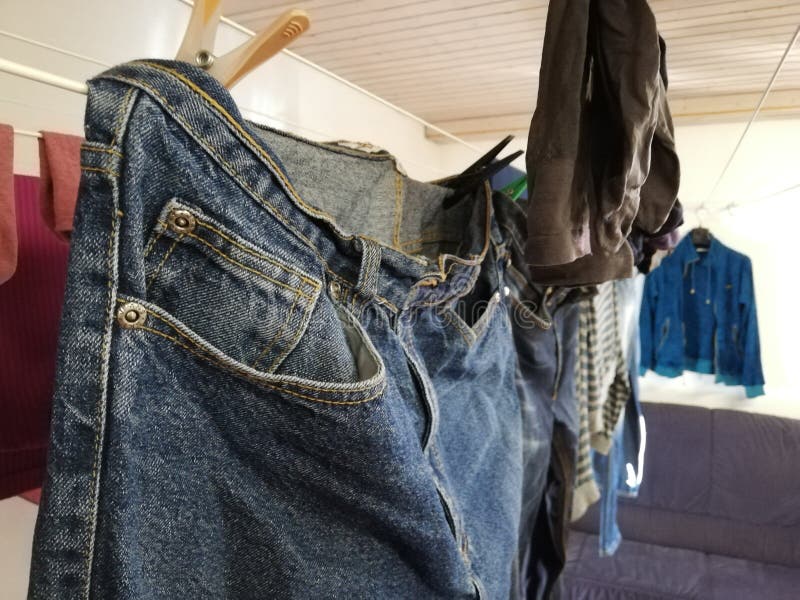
[{"x1": 562, "y1": 403, "x2": 800, "y2": 599}]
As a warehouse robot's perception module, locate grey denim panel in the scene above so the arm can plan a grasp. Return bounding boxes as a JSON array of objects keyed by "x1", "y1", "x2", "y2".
[{"x1": 28, "y1": 60, "x2": 524, "y2": 599}]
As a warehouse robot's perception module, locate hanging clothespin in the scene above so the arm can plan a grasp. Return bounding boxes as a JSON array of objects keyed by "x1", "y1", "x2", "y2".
[{"x1": 176, "y1": 0, "x2": 310, "y2": 89}]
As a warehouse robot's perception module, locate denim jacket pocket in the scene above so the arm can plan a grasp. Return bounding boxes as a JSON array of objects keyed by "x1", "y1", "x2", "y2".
[
  {"x1": 731, "y1": 324, "x2": 744, "y2": 359},
  {"x1": 143, "y1": 198, "x2": 321, "y2": 373},
  {"x1": 657, "y1": 317, "x2": 671, "y2": 353}
]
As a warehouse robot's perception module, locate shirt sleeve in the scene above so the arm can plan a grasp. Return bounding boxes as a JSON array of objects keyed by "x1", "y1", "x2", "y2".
[
  {"x1": 639, "y1": 270, "x2": 659, "y2": 374},
  {"x1": 738, "y1": 257, "x2": 765, "y2": 397}
]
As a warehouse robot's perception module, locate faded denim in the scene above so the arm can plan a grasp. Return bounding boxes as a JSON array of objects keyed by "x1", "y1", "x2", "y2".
[
  {"x1": 494, "y1": 194, "x2": 581, "y2": 600},
  {"x1": 28, "y1": 60, "x2": 524, "y2": 599}
]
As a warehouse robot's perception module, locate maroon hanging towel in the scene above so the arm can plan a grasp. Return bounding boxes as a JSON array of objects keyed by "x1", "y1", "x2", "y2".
[
  {"x1": 0, "y1": 124, "x2": 17, "y2": 284},
  {"x1": 38, "y1": 131, "x2": 83, "y2": 239},
  {"x1": 0, "y1": 175, "x2": 70, "y2": 499}
]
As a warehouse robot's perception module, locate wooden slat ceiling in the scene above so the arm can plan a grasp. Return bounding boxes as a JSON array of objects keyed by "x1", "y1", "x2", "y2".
[{"x1": 224, "y1": 0, "x2": 800, "y2": 138}]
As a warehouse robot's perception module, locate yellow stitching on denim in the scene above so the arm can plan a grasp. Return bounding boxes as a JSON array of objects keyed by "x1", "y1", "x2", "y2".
[
  {"x1": 146, "y1": 235, "x2": 182, "y2": 290},
  {"x1": 441, "y1": 308, "x2": 474, "y2": 346},
  {"x1": 135, "y1": 324, "x2": 383, "y2": 405},
  {"x1": 251, "y1": 293, "x2": 300, "y2": 368},
  {"x1": 265, "y1": 291, "x2": 316, "y2": 373},
  {"x1": 107, "y1": 75, "x2": 404, "y2": 312},
  {"x1": 110, "y1": 87, "x2": 136, "y2": 147},
  {"x1": 143, "y1": 226, "x2": 166, "y2": 258},
  {"x1": 401, "y1": 240, "x2": 460, "y2": 255},
  {"x1": 156, "y1": 217, "x2": 319, "y2": 293},
  {"x1": 400, "y1": 232, "x2": 461, "y2": 247},
  {"x1": 81, "y1": 145, "x2": 124, "y2": 158},
  {"x1": 134, "y1": 306, "x2": 381, "y2": 395},
  {"x1": 393, "y1": 172, "x2": 403, "y2": 248},
  {"x1": 81, "y1": 166, "x2": 119, "y2": 178},
  {"x1": 129, "y1": 63, "x2": 431, "y2": 272},
  {"x1": 85, "y1": 190, "x2": 120, "y2": 592},
  {"x1": 107, "y1": 71, "x2": 431, "y2": 285},
  {"x1": 138, "y1": 62, "x2": 328, "y2": 219},
  {"x1": 179, "y1": 229, "x2": 314, "y2": 299},
  {"x1": 194, "y1": 220, "x2": 319, "y2": 289}
]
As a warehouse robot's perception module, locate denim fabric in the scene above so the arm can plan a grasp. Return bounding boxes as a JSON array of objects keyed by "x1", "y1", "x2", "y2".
[
  {"x1": 494, "y1": 194, "x2": 581, "y2": 600},
  {"x1": 28, "y1": 60, "x2": 524, "y2": 599},
  {"x1": 617, "y1": 277, "x2": 646, "y2": 500},
  {"x1": 640, "y1": 235, "x2": 765, "y2": 397}
]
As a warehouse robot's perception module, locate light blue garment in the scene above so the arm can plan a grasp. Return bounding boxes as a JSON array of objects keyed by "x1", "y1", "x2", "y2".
[{"x1": 593, "y1": 276, "x2": 646, "y2": 556}]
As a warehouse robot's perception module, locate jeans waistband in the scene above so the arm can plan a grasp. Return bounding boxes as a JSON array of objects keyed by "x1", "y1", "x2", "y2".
[{"x1": 91, "y1": 59, "x2": 496, "y2": 313}]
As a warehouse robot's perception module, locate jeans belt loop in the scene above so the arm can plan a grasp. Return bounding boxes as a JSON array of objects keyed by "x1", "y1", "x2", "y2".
[{"x1": 354, "y1": 237, "x2": 381, "y2": 311}]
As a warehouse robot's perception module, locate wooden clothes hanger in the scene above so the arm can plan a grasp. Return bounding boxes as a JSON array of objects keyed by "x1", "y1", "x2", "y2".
[{"x1": 176, "y1": 0, "x2": 310, "y2": 89}]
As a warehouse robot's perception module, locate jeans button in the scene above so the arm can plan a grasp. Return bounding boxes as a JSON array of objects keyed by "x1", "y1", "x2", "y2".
[
  {"x1": 167, "y1": 209, "x2": 196, "y2": 234},
  {"x1": 117, "y1": 302, "x2": 147, "y2": 329},
  {"x1": 328, "y1": 280, "x2": 341, "y2": 299}
]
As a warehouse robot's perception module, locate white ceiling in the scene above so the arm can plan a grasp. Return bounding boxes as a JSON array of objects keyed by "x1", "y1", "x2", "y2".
[{"x1": 224, "y1": 0, "x2": 800, "y2": 138}]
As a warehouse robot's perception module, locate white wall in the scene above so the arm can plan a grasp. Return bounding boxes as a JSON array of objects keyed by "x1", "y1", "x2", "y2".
[
  {"x1": 438, "y1": 119, "x2": 800, "y2": 419},
  {"x1": 0, "y1": 0, "x2": 468, "y2": 179}
]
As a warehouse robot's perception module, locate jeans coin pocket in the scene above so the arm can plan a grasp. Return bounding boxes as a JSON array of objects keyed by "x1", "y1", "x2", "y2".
[{"x1": 143, "y1": 198, "x2": 321, "y2": 373}]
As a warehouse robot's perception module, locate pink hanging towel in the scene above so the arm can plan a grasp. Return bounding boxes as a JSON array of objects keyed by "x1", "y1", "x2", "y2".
[
  {"x1": 0, "y1": 124, "x2": 17, "y2": 284},
  {"x1": 38, "y1": 131, "x2": 83, "y2": 239}
]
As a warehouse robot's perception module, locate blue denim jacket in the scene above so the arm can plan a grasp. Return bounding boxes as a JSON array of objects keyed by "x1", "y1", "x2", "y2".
[{"x1": 640, "y1": 235, "x2": 765, "y2": 397}]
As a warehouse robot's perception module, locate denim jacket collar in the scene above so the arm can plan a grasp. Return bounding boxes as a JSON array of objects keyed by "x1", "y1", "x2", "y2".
[{"x1": 674, "y1": 234, "x2": 722, "y2": 276}]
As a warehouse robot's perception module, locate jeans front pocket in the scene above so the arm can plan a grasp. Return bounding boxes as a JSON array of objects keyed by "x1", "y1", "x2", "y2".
[
  {"x1": 441, "y1": 288, "x2": 504, "y2": 347},
  {"x1": 143, "y1": 198, "x2": 321, "y2": 373}
]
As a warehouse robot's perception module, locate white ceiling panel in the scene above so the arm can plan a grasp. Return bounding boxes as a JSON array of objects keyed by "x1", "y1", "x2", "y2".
[{"x1": 222, "y1": 0, "x2": 800, "y2": 137}]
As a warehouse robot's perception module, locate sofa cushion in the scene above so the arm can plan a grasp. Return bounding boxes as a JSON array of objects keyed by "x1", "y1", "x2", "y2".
[
  {"x1": 573, "y1": 403, "x2": 800, "y2": 568},
  {"x1": 562, "y1": 531, "x2": 709, "y2": 600},
  {"x1": 708, "y1": 553, "x2": 800, "y2": 600},
  {"x1": 562, "y1": 532, "x2": 800, "y2": 600},
  {"x1": 615, "y1": 505, "x2": 800, "y2": 570},
  {"x1": 633, "y1": 403, "x2": 711, "y2": 513},
  {"x1": 710, "y1": 410, "x2": 800, "y2": 527}
]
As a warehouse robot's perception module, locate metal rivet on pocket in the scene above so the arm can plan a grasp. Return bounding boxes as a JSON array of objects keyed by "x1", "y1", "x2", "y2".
[
  {"x1": 195, "y1": 49, "x2": 215, "y2": 69},
  {"x1": 328, "y1": 280, "x2": 341, "y2": 299},
  {"x1": 503, "y1": 286, "x2": 511, "y2": 297},
  {"x1": 117, "y1": 302, "x2": 147, "y2": 329},
  {"x1": 167, "y1": 209, "x2": 196, "y2": 234}
]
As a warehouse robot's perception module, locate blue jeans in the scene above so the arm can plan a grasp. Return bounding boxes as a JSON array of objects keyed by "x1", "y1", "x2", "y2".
[
  {"x1": 29, "y1": 60, "x2": 524, "y2": 599},
  {"x1": 494, "y1": 194, "x2": 582, "y2": 599}
]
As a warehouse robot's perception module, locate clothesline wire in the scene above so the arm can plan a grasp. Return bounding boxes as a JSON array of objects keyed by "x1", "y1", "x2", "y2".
[
  {"x1": 1, "y1": 2, "x2": 482, "y2": 153},
  {"x1": 699, "y1": 23, "x2": 800, "y2": 216},
  {"x1": 687, "y1": 180, "x2": 800, "y2": 222},
  {"x1": 0, "y1": 40, "x2": 460, "y2": 174},
  {"x1": 722, "y1": 182, "x2": 800, "y2": 213}
]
